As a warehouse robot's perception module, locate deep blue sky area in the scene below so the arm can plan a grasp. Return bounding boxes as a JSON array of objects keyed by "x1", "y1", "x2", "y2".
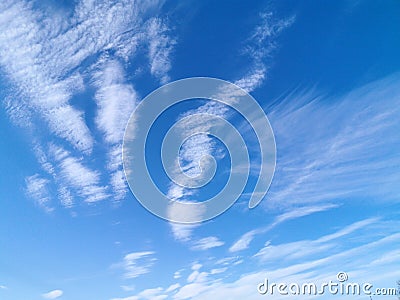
[{"x1": 0, "y1": 1, "x2": 399, "y2": 300}]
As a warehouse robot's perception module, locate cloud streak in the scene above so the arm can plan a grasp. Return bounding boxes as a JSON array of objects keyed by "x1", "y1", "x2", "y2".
[
  {"x1": 0, "y1": 0, "x2": 175, "y2": 209},
  {"x1": 191, "y1": 236, "x2": 225, "y2": 251},
  {"x1": 111, "y1": 217, "x2": 400, "y2": 300},
  {"x1": 166, "y1": 10, "x2": 294, "y2": 242},
  {"x1": 235, "y1": 12, "x2": 295, "y2": 93},
  {"x1": 119, "y1": 251, "x2": 157, "y2": 279},
  {"x1": 25, "y1": 174, "x2": 53, "y2": 213},
  {"x1": 266, "y1": 74, "x2": 400, "y2": 211}
]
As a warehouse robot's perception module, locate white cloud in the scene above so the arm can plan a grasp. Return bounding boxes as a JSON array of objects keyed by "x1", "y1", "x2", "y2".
[
  {"x1": 57, "y1": 186, "x2": 74, "y2": 208},
  {"x1": 110, "y1": 170, "x2": 129, "y2": 201},
  {"x1": 191, "y1": 263, "x2": 202, "y2": 271},
  {"x1": 0, "y1": 0, "x2": 174, "y2": 209},
  {"x1": 187, "y1": 271, "x2": 208, "y2": 284},
  {"x1": 25, "y1": 174, "x2": 53, "y2": 213},
  {"x1": 121, "y1": 285, "x2": 135, "y2": 292},
  {"x1": 0, "y1": 0, "x2": 93, "y2": 153},
  {"x1": 210, "y1": 267, "x2": 227, "y2": 275},
  {"x1": 120, "y1": 251, "x2": 156, "y2": 279},
  {"x1": 168, "y1": 201, "x2": 206, "y2": 240},
  {"x1": 164, "y1": 10, "x2": 294, "y2": 242},
  {"x1": 42, "y1": 289, "x2": 63, "y2": 299},
  {"x1": 229, "y1": 229, "x2": 260, "y2": 253},
  {"x1": 165, "y1": 283, "x2": 181, "y2": 293},
  {"x1": 50, "y1": 145, "x2": 109, "y2": 203},
  {"x1": 146, "y1": 18, "x2": 176, "y2": 84},
  {"x1": 137, "y1": 287, "x2": 168, "y2": 300},
  {"x1": 173, "y1": 270, "x2": 183, "y2": 279},
  {"x1": 234, "y1": 66, "x2": 266, "y2": 94},
  {"x1": 170, "y1": 223, "x2": 199, "y2": 242},
  {"x1": 191, "y1": 236, "x2": 224, "y2": 251},
  {"x1": 127, "y1": 218, "x2": 400, "y2": 300},
  {"x1": 266, "y1": 74, "x2": 400, "y2": 210},
  {"x1": 253, "y1": 218, "x2": 384, "y2": 264},
  {"x1": 215, "y1": 256, "x2": 243, "y2": 266},
  {"x1": 92, "y1": 60, "x2": 137, "y2": 200},
  {"x1": 165, "y1": 104, "x2": 227, "y2": 239},
  {"x1": 173, "y1": 283, "x2": 209, "y2": 300},
  {"x1": 271, "y1": 204, "x2": 339, "y2": 226},
  {"x1": 229, "y1": 204, "x2": 337, "y2": 252},
  {"x1": 93, "y1": 60, "x2": 137, "y2": 145},
  {"x1": 234, "y1": 12, "x2": 295, "y2": 92},
  {"x1": 230, "y1": 74, "x2": 400, "y2": 253}
]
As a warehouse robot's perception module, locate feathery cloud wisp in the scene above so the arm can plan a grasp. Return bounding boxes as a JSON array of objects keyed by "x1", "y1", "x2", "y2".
[
  {"x1": 120, "y1": 251, "x2": 157, "y2": 279},
  {"x1": 42, "y1": 289, "x2": 63, "y2": 299}
]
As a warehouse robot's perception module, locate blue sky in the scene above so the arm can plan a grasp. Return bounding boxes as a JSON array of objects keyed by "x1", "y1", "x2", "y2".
[{"x1": 0, "y1": 0, "x2": 400, "y2": 299}]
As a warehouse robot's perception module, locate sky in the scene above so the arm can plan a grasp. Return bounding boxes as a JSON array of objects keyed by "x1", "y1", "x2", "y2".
[{"x1": 0, "y1": 0, "x2": 399, "y2": 299}]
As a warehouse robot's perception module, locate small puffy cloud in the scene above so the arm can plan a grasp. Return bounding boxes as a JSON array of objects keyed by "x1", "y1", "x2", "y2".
[{"x1": 42, "y1": 289, "x2": 63, "y2": 299}]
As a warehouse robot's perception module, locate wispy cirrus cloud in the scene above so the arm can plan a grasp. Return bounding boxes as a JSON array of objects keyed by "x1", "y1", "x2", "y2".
[
  {"x1": 229, "y1": 229, "x2": 261, "y2": 253},
  {"x1": 235, "y1": 11, "x2": 295, "y2": 93},
  {"x1": 254, "y1": 218, "x2": 378, "y2": 263},
  {"x1": 146, "y1": 17, "x2": 176, "y2": 84},
  {"x1": 266, "y1": 74, "x2": 400, "y2": 211},
  {"x1": 111, "y1": 217, "x2": 400, "y2": 300},
  {"x1": 190, "y1": 236, "x2": 225, "y2": 251},
  {"x1": 116, "y1": 251, "x2": 157, "y2": 279},
  {"x1": 0, "y1": 0, "x2": 93, "y2": 153},
  {"x1": 93, "y1": 59, "x2": 138, "y2": 145},
  {"x1": 25, "y1": 174, "x2": 53, "y2": 213},
  {"x1": 166, "y1": 10, "x2": 294, "y2": 242},
  {"x1": 92, "y1": 59, "x2": 138, "y2": 201},
  {"x1": 228, "y1": 73, "x2": 400, "y2": 253},
  {"x1": 49, "y1": 144, "x2": 110, "y2": 203},
  {"x1": 0, "y1": 0, "x2": 175, "y2": 209},
  {"x1": 229, "y1": 203, "x2": 338, "y2": 252}
]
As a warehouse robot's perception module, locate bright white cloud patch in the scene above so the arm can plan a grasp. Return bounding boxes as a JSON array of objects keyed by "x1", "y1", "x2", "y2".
[
  {"x1": 93, "y1": 59, "x2": 137, "y2": 145},
  {"x1": 42, "y1": 289, "x2": 63, "y2": 299}
]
